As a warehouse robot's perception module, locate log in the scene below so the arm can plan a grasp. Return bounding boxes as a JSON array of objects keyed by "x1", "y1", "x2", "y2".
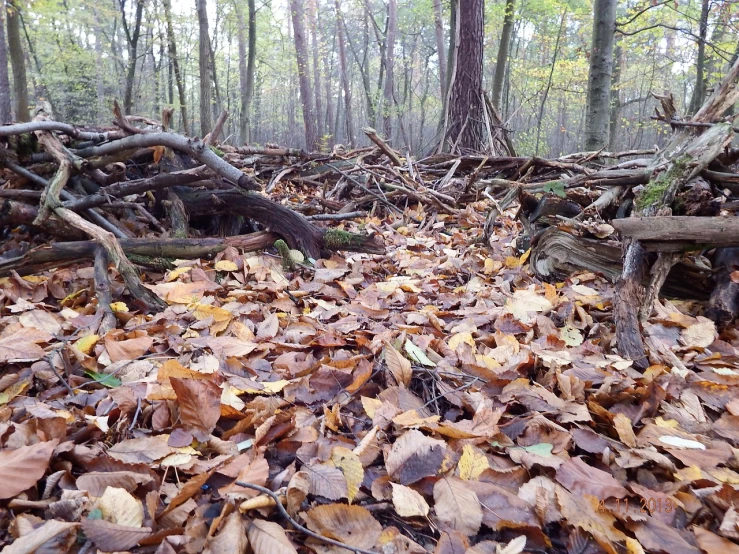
[
  {"x1": 705, "y1": 247, "x2": 739, "y2": 325},
  {"x1": 612, "y1": 216, "x2": 739, "y2": 250},
  {"x1": 530, "y1": 228, "x2": 713, "y2": 300}
]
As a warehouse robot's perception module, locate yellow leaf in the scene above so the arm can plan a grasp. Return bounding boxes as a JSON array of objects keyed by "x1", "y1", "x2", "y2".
[
  {"x1": 109, "y1": 302, "x2": 128, "y2": 313},
  {"x1": 384, "y1": 343, "x2": 412, "y2": 386},
  {"x1": 331, "y1": 447, "x2": 364, "y2": 504},
  {"x1": 215, "y1": 260, "x2": 239, "y2": 272},
  {"x1": 458, "y1": 444, "x2": 489, "y2": 480},
  {"x1": 243, "y1": 380, "x2": 290, "y2": 395},
  {"x1": 361, "y1": 396, "x2": 382, "y2": 419},
  {"x1": 390, "y1": 483, "x2": 429, "y2": 517},
  {"x1": 166, "y1": 266, "x2": 192, "y2": 282},
  {"x1": 97, "y1": 487, "x2": 144, "y2": 527},
  {"x1": 448, "y1": 332, "x2": 475, "y2": 350},
  {"x1": 75, "y1": 334, "x2": 100, "y2": 355},
  {"x1": 191, "y1": 303, "x2": 233, "y2": 323},
  {"x1": 674, "y1": 465, "x2": 703, "y2": 482}
]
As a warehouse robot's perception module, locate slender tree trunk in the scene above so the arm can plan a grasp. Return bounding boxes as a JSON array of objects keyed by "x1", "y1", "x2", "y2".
[
  {"x1": 335, "y1": 0, "x2": 354, "y2": 146},
  {"x1": 583, "y1": 0, "x2": 616, "y2": 150},
  {"x1": 0, "y1": 3, "x2": 12, "y2": 122},
  {"x1": 121, "y1": 0, "x2": 145, "y2": 115},
  {"x1": 608, "y1": 39, "x2": 623, "y2": 151},
  {"x1": 441, "y1": 0, "x2": 484, "y2": 153},
  {"x1": 382, "y1": 0, "x2": 397, "y2": 140},
  {"x1": 163, "y1": 0, "x2": 189, "y2": 134},
  {"x1": 196, "y1": 0, "x2": 213, "y2": 136},
  {"x1": 235, "y1": 0, "x2": 249, "y2": 143},
  {"x1": 688, "y1": 0, "x2": 710, "y2": 115},
  {"x1": 7, "y1": 0, "x2": 28, "y2": 122},
  {"x1": 246, "y1": 0, "x2": 256, "y2": 140},
  {"x1": 308, "y1": 0, "x2": 323, "y2": 138},
  {"x1": 491, "y1": 0, "x2": 515, "y2": 110},
  {"x1": 289, "y1": 0, "x2": 318, "y2": 151},
  {"x1": 432, "y1": 0, "x2": 446, "y2": 100}
]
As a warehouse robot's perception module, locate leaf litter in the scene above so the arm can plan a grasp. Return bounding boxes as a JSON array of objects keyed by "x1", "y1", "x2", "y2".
[{"x1": 2, "y1": 203, "x2": 739, "y2": 554}]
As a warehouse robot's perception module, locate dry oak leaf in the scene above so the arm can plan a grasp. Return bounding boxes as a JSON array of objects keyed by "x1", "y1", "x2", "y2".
[
  {"x1": 433, "y1": 477, "x2": 483, "y2": 537},
  {"x1": 0, "y1": 439, "x2": 58, "y2": 499},
  {"x1": 384, "y1": 343, "x2": 412, "y2": 386},
  {"x1": 391, "y1": 483, "x2": 430, "y2": 518},
  {"x1": 303, "y1": 504, "x2": 382, "y2": 550},
  {"x1": 1, "y1": 520, "x2": 78, "y2": 554},
  {"x1": 386, "y1": 429, "x2": 446, "y2": 485},
  {"x1": 555, "y1": 456, "x2": 629, "y2": 499},
  {"x1": 171, "y1": 377, "x2": 222, "y2": 441},
  {"x1": 203, "y1": 512, "x2": 248, "y2": 554},
  {"x1": 247, "y1": 519, "x2": 299, "y2": 554}
]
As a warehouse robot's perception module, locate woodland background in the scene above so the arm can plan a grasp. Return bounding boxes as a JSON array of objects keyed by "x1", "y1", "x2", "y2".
[{"x1": 0, "y1": 0, "x2": 737, "y2": 156}]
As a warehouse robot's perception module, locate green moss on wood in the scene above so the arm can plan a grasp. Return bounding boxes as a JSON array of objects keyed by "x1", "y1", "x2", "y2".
[
  {"x1": 323, "y1": 228, "x2": 364, "y2": 250},
  {"x1": 274, "y1": 239, "x2": 295, "y2": 270},
  {"x1": 635, "y1": 155, "x2": 689, "y2": 212}
]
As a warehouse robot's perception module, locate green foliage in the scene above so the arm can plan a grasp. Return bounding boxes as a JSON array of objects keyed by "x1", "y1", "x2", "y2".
[{"x1": 543, "y1": 181, "x2": 566, "y2": 198}]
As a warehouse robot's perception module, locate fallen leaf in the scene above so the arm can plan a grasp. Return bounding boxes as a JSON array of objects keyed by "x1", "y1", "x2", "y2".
[
  {"x1": 433, "y1": 477, "x2": 482, "y2": 536},
  {"x1": 303, "y1": 504, "x2": 382, "y2": 550},
  {"x1": 247, "y1": 519, "x2": 298, "y2": 554},
  {"x1": 171, "y1": 377, "x2": 222, "y2": 441},
  {"x1": 385, "y1": 343, "x2": 412, "y2": 386},
  {"x1": 0, "y1": 440, "x2": 58, "y2": 499},
  {"x1": 391, "y1": 483, "x2": 429, "y2": 517}
]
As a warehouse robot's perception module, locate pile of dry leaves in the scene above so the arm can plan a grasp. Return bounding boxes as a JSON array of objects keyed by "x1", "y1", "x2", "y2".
[{"x1": 1, "y1": 198, "x2": 739, "y2": 554}]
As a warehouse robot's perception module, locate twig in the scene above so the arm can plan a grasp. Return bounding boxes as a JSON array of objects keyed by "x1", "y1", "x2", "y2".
[
  {"x1": 233, "y1": 481, "x2": 379, "y2": 554},
  {"x1": 306, "y1": 211, "x2": 366, "y2": 221},
  {"x1": 326, "y1": 163, "x2": 405, "y2": 217},
  {"x1": 45, "y1": 352, "x2": 75, "y2": 397},
  {"x1": 129, "y1": 397, "x2": 142, "y2": 431}
]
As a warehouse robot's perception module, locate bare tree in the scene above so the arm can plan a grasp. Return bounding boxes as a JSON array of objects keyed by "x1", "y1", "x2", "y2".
[
  {"x1": 163, "y1": 0, "x2": 189, "y2": 134},
  {"x1": 441, "y1": 0, "x2": 485, "y2": 153},
  {"x1": 120, "y1": 0, "x2": 145, "y2": 115},
  {"x1": 307, "y1": 0, "x2": 323, "y2": 137},
  {"x1": 289, "y1": 0, "x2": 318, "y2": 151},
  {"x1": 235, "y1": 0, "x2": 256, "y2": 143},
  {"x1": 383, "y1": 0, "x2": 397, "y2": 139},
  {"x1": 491, "y1": 0, "x2": 515, "y2": 110},
  {"x1": 335, "y1": 0, "x2": 355, "y2": 147},
  {"x1": 0, "y1": 2, "x2": 12, "y2": 122},
  {"x1": 432, "y1": 0, "x2": 446, "y2": 99},
  {"x1": 583, "y1": 0, "x2": 617, "y2": 150},
  {"x1": 688, "y1": 0, "x2": 709, "y2": 114},
  {"x1": 7, "y1": 0, "x2": 28, "y2": 121},
  {"x1": 196, "y1": 0, "x2": 212, "y2": 136}
]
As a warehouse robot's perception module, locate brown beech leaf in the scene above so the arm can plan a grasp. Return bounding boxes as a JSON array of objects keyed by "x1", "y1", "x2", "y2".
[
  {"x1": 433, "y1": 477, "x2": 483, "y2": 537},
  {"x1": 305, "y1": 463, "x2": 348, "y2": 500},
  {"x1": 104, "y1": 335, "x2": 154, "y2": 363},
  {"x1": 303, "y1": 504, "x2": 382, "y2": 550},
  {"x1": 170, "y1": 377, "x2": 222, "y2": 441},
  {"x1": 0, "y1": 439, "x2": 58, "y2": 499},
  {"x1": 76, "y1": 471, "x2": 154, "y2": 497},
  {"x1": 81, "y1": 519, "x2": 152, "y2": 552},
  {"x1": 433, "y1": 530, "x2": 470, "y2": 554},
  {"x1": 555, "y1": 456, "x2": 628, "y2": 499},
  {"x1": 0, "y1": 328, "x2": 51, "y2": 363},
  {"x1": 1, "y1": 520, "x2": 78, "y2": 554},
  {"x1": 203, "y1": 512, "x2": 248, "y2": 554},
  {"x1": 386, "y1": 429, "x2": 445, "y2": 485},
  {"x1": 694, "y1": 527, "x2": 739, "y2": 554},
  {"x1": 247, "y1": 519, "x2": 298, "y2": 554},
  {"x1": 391, "y1": 483, "x2": 429, "y2": 517},
  {"x1": 626, "y1": 517, "x2": 701, "y2": 554},
  {"x1": 384, "y1": 343, "x2": 412, "y2": 386},
  {"x1": 107, "y1": 436, "x2": 174, "y2": 464}
]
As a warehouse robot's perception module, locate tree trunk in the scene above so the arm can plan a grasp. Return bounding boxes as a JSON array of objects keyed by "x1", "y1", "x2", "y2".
[
  {"x1": 235, "y1": 0, "x2": 250, "y2": 143},
  {"x1": 163, "y1": 0, "x2": 189, "y2": 135},
  {"x1": 608, "y1": 39, "x2": 623, "y2": 151},
  {"x1": 688, "y1": 0, "x2": 709, "y2": 115},
  {"x1": 441, "y1": 0, "x2": 484, "y2": 153},
  {"x1": 583, "y1": 0, "x2": 616, "y2": 150},
  {"x1": 491, "y1": 0, "x2": 515, "y2": 110},
  {"x1": 196, "y1": 0, "x2": 213, "y2": 136},
  {"x1": 0, "y1": 3, "x2": 12, "y2": 123},
  {"x1": 432, "y1": 0, "x2": 446, "y2": 100},
  {"x1": 382, "y1": 0, "x2": 397, "y2": 140},
  {"x1": 308, "y1": 0, "x2": 323, "y2": 138},
  {"x1": 121, "y1": 0, "x2": 145, "y2": 116},
  {"x1": 335, "y1": 0, "x2": 355, "y2": 147},
  {"x1": 6, "y1": 0, "x2": 28, "y2": 122},
  {"x1": 289, "y1": 0, "x2": 318, "y2": 151}
]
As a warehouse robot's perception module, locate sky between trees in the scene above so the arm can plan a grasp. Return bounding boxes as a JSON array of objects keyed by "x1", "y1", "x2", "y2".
[{"x1": 0, "y1": 0, "x2": 736, "y2": 157}]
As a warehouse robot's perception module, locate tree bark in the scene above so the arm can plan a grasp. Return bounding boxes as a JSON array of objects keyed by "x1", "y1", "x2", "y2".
[
  {"x1": 335, "y1": 0, "x2": 355, "y2": 147},
  {"x1": 382, "y1": 0, "x2": 397, "y2": 140},
  {"x1": 121, "y1": 0, "x2": 145, "y2": 116},
  {"x1": 583, "y1": 0, "x2": 616, "y2": 150},
  {"x1": 289, "y1": 0, "x2": 318, "y2": 151},
  {"x1": 0, "y1": 3, "x2": 12, "y2": 123},
  {"x1": 6, "y1": 0, "x2": 28, "y2": 122},
  {"x1": 441, "y1": 0, "x2": 485, "y2": 153},
  {"x1": 608, "y1": 39, "x2": 623, "y2": 151},
  {"x1": 491, "y1": 0, "x2": 515, "y2": 110},
  {"x1": 196, "y1": 0, "x2": 213, "y2": 136},
  {"x1": 163, "y1": 0, "x2": 189, "y2": 135},
  {"x1": 432, "y1": 0, "x2": 446, "y2": 100}
]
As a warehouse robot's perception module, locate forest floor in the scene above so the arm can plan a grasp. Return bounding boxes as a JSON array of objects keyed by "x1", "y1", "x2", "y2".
[{"x1": 2, "y1": 185, "x2": 738, "y2": 554}]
